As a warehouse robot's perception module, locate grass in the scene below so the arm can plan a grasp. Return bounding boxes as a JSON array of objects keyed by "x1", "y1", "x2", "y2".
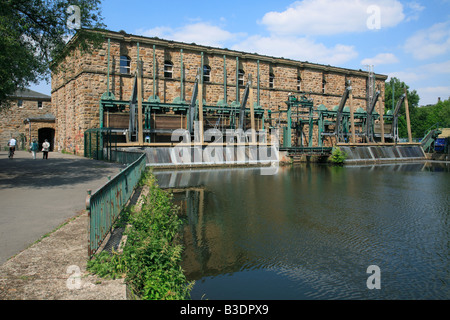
[{"x1": 87, "y1": 169, "x2": 194, "y2": 300}]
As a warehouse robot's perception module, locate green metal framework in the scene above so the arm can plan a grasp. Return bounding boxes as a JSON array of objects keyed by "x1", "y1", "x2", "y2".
[
  {"x1": 84, "y1": 128, "x2": 121, "y2": 161},
  {"x1": 268, "y1": 93, "x2": 396, "y2": 152},
  {"x1": 99, "y1": 83, "x2": 266, "y2": 144}
]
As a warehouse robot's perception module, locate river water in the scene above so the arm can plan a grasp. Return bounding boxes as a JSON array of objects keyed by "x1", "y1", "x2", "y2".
[{"x1": 154, "y1": 162, "x2": 450, "y2": 300}]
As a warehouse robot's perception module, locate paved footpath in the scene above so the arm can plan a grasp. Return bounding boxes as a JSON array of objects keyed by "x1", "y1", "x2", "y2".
[{"x1": 0, "y1": 151, "x2": 128, "y2": 299}]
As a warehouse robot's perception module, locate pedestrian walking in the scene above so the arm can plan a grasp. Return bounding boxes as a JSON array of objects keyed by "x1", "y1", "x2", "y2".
[
  {"x1": 30, "y1": 139, "x2": 39, "y2": 159},
  {"x1": 42, "y1": 139, "x2": 50, "y2": 159}
]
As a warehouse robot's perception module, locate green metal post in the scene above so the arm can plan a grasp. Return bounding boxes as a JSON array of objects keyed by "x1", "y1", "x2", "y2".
[
  {"x1": 153, "y1": 45, "x2": 156, "y2": 98},
  {"x1": 392, "y1": 79, "x2": 395, "y2": 113},
  {"x1": 257, "y1": 60, "x2": 260, "y2": 106},
  {"x1": 99, "y1": 101, "x2": 103, "y2": 129},
  {"x1": 286, "y1": 99, "x2": 292, "y2": 148},
  {"x1": 318, "y1": 112, "x2": 323, "y2": 147},
  {"x1": 236, "y1": 56, "x2": 239, "y2": 103},
  {"x1": 308, "y1": 104, "x2": 314, "y2": 147},
  {"x1": 107, "y1": 38, "x2": 110, "y2": 97},
  {"x1": 181, "y1": 49, "x2": 184, "y2": 101},
  {"x1": 224, "y1": 55, "x2": 227, "y2": 103}
]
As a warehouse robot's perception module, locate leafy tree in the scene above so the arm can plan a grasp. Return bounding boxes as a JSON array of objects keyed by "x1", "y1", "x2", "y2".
[
  {"x1": 385, "y1": 77, "x2": 450, "y2": 138},
  {"x1": 415, "y1": 98, "x2": 450, "y2": 137},
  {"x1": 0, "y1": 0, "x2": 105, "y2": 106},
  {"x1": 385, "y1": 77, "x2": 420, "y2": 138}
]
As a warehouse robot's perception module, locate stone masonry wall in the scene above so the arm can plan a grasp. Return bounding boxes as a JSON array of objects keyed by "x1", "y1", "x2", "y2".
[{"x1": 0, "y1": 99, "x2": 53, "y2": 151}]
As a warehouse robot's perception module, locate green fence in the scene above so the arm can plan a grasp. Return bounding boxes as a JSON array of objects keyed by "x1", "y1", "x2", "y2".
[
  {"x1": 86, "y1": 153, "x2": 147, "y2": 258},
  {"x1": 84, "y1": 128, "x2": 123, "y2": 161}
]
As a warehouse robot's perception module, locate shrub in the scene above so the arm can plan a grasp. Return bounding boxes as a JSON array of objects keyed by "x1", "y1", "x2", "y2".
[
  {"x1": 330, "y1": 147, "x2": 347, "y2": 165},
  {"x1": 88, "y1": 170, "x2": 193, "y2": 300}
]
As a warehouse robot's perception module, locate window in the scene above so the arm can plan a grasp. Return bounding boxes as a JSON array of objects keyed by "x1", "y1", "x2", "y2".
[
  {"x1": 120, "y1": 55, "x2": 131, "y2": 74},
  {"x1": 38, "y1": 101, "x2": 43, "y2": 109},
  {"x1": 322, "y1": 75, "x2": 327, "y2": 94},
  {"x1": 269, "y1": 73, "x2": 275, "y2": 88},
  {"x1": 297, "y1": 76, "x2": 302, "y2": 91},
  {"x1": 164, "y1": 60, "x2": 173, "y2": 78},
  {"x1": 203, "y1": 65, "x2": 211, "y2": 82},
  {"x1": 18, "y1": 100, "x2": 23, "y2": 108},
  {"x1": 238, "y1": 69, "x2": 245, "y2": 86}
]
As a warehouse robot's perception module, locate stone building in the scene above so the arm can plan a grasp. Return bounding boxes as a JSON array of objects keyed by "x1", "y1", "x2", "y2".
[
  {"x1": 0, "y1": 89, "x2": 54, "y2": 151},
  {"x1": 52, "y1": 29, "x2": 388, "y2": 155}
]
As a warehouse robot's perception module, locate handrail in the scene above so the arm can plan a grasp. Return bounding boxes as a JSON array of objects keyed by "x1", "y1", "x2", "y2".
[
  {"x1": 423, "y1": 122, "x2": 441, "y2": 138},
  {"x1": 86, "y1": 153, "x2": 147, "y2": 258}
]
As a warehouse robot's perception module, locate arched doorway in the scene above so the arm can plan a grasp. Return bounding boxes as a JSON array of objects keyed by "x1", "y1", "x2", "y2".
[{"x1": 38, "y1": 128, "x2": 55, "y2": 151}]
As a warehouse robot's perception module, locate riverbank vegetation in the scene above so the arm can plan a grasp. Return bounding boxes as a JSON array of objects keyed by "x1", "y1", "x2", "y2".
[{"x1": 87, "y1": 169, "x2": 193, "y2": 300}]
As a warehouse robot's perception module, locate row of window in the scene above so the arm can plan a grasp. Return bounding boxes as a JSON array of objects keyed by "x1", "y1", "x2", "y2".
[
  {"x1": 119, "y1": 55, "x2": 302, "y2": 90},
  {"x1": 18, "y1": 100, "x2": 43, "y2": 109},
  {"x1": 120, "y1": 55, "x2": 358, "y2": 94}
]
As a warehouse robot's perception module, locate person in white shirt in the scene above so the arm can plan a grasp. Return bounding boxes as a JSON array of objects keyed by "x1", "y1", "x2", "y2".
[
  {"x1": 42, "y1": 139, "x2": 50, "y2": 159},
  {"x1": 8, "y1": 137, "x2": 17, "y2": 159}
]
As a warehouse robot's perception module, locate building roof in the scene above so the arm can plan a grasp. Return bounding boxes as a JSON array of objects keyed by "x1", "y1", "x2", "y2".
[
  {"x1": 11, "y1": 89, "x2": 51, "y2": 101},
  {"x1": 24, "y1": 113, "x2": 55, "y2": 124}
]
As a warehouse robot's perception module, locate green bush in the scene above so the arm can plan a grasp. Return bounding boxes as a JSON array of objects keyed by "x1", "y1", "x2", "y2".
[
  {"x1": 330, "y1": 147, "x2": 347, "y2": 165},
  {"x1": 88, "y1": 170, "x2": 193, "y2": 300}
]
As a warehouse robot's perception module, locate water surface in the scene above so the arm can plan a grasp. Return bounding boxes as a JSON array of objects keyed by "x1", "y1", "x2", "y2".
[{"x1": 155, "y1": 162, "x2": 450, "y2": 300}]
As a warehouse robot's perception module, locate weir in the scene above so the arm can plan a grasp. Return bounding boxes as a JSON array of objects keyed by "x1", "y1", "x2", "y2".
[
  {"x1": 120, "y1": 145, "x2": 279, "y2": 168},
  {"x1": 338, "y1": 144, "x2": 426, "y2": 163}
]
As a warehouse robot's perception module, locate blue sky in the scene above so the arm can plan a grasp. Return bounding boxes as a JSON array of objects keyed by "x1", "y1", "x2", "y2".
[{"x1": 30, "y1": 0, "x2": 450, "y2": 106}]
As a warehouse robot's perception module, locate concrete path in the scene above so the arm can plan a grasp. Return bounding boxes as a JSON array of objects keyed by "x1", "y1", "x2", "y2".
[
  {"x1": 0, "y1": 151, "x2": 130, "y2": 300},
  {"x1": 0, "y1": 151, "x2": 125, "y2": 265}
]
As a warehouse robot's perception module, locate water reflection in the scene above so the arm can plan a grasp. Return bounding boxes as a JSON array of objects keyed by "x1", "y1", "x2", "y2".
[{"x1": 155, "y1": 162, "x2": 450, "y2": 300}]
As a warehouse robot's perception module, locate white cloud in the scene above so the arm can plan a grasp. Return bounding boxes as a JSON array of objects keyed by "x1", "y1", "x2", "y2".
[
  {"x1": 361, "y1": 53, "x2": 399, "y2": 66},
  {"x1": 138, "y1": 23, "x2": 246, "y2": 48},
  {"x1": 387, "y1": 71, "x2": 421, "y2": 83},
  {"x1": 388, "y1": 60, "x2": 450, "y2": 105},
  {"x1": 231, "y1": 35, "x2": 358, "y2": 65},
  {"x1": 388, "y1": 60, "x2": 450, "y2": 83},
  {"x1": 260, "y1": 0, "x2": 405, "y2": 36},
  {"x1": 403, "y1": 21, "x2": 450, "y2": 60},
  {"x1": 420, "y1": 60, "x2": 450, "y2": 74},
  {"x1": 405, "y1": 1, "x2": 425, "y2": 22},
  {"x1": 417, "y1": 86, "x2": 450, "y2": 105}
]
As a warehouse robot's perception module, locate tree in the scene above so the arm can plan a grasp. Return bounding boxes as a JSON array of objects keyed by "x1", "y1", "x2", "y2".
[
  {"x1": 414, "y1": 98, "x2": 450, "y2": 137},
  {"x1": 0, "y1": 0, "x2": 105, "y2": 107},
  {"x1": 385, "y1": 77, "x2": 420, "y2": 138}
]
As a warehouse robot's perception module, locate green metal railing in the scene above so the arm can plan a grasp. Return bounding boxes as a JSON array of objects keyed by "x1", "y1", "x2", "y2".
[{"x1": 86, "y1": 153, "x2": 147, "y2": 258}]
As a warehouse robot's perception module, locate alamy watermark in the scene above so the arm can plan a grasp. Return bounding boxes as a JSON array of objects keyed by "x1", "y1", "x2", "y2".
[
  {"x1": 171, "y1": 122, "x2": 280, "y2": 176},
  {"x1": 66, "y1": 265, "x2": 82, "y2": 290},
  {"x1": 366, "y1": 5, "x2": 381, "y2": 30},
  {"x1": 366, "y1": 265, "x2": 381, "y2": 289},
  {"x1": 67, "y1": 5, "x2": 81, "y2": 30}
]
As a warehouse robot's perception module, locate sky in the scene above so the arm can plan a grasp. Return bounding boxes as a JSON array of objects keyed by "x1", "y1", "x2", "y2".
[{"x1": 30, "y1": 0, "x2": 450, "y2": 106}]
